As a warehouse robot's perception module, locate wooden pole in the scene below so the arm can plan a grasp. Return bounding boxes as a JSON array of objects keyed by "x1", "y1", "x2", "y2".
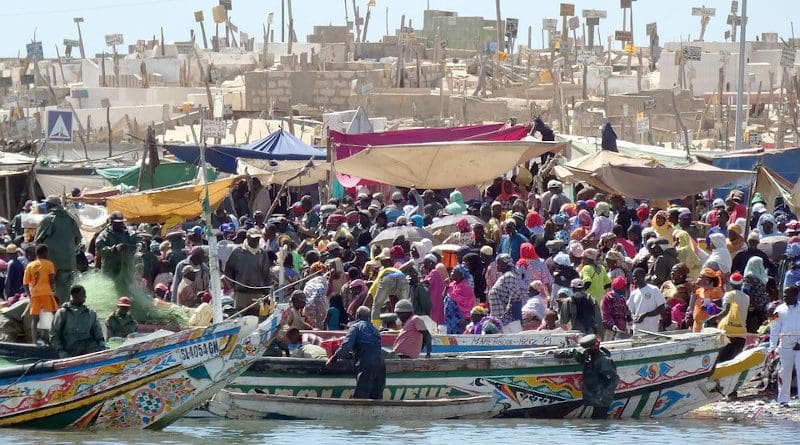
[
  {"x1": 160, "y1": 27, "x2": 165, "y2": 56},
  {"x1": 777, "y1": 69, "x2": 786, "y2": 149},
  {"x1": 287, "y1": 0, "x2": 294, "y2": 54},
  {"x1": 352, "y1": 0, "x2": 362, "y2": 43},
  {"x1": 281, "y1": 0, "x2": 285, "y2": 42},
  {"x1": 494, "y1": 0, "x2": 503, "y2": 92},
  {"x1": 55, "y1": 46, "x2": 66, "y2": 86},
  {"x1": 396, "y1": 15, "x2": 405, "y2": 88},
  {"x1": 528, "y1": 25, "x2": 532, "y2": 50},
  {"x1": 363, "y1": 7, "x2": 372, "y2": 43},
  {"x1": 199, "y1": 21, "x2": 209, "y2": 49},
  {"x1": 100, "y1": 53, "x2": 107, "y2": 87},
  {"x1": 75, "y1": 20, "x2": 85, "y2": 59},
  {"x1": 106, "y1": 104, "x2": 112, "y2": 157}
]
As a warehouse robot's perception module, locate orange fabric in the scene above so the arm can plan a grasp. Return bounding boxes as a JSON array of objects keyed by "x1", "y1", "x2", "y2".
[
  {"x1": 30, "y1": 294, "x2": 58, "y2": 316},
  {"x1": 692, "y1": 286, "x2": 723, "y2": 332},
  {"x1": 22, "y1": 259, "x2": 55, "y2": 298}
]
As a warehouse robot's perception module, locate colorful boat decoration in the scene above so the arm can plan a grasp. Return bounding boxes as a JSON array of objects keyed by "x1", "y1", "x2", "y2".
[
  {"x1": 0, "y1": 313, "x2": 281, "y2": 429},
  {"x1": 209, "y1": 390, "x2": 497, "y2": 420},
  {"x1": 308, "y1": 330, "x2": 580, "y2": 354},
  {"x1": 229, "y1": 329, "x2": 763, "y2": 419}
]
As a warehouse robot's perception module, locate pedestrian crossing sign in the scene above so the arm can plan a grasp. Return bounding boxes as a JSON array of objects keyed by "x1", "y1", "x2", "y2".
[{"x1": 46, "y1": 110, "x2": 73, "y2": 143}]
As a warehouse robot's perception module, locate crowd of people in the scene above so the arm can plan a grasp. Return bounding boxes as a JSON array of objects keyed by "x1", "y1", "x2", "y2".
[{"x1": 1, "y1": 173, "x2": 800, "y2": 403}]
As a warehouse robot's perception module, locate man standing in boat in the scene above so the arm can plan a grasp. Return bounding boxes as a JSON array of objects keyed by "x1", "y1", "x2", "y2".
[
  {"x1": 34, "y1": 196, "x2": 82, "y2": 304},
  {"x1": 326, "y1": 306, "x2": 386, "y2": 400},
  {"x1": 576, "y1": 334, "x2": 619, "y2": 419}
]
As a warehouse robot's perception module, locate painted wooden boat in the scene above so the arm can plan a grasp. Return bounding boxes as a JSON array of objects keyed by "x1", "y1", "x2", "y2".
[
  {"x1": 706, "y1": 346, "x2": 768, "y2": 397},
  {"x1": 229, "y1": 329, "x2": 756, "y2": 419},
  {"x1": 0, "y1": 313, "x2": 282, "y2": 429},
  {"x1": 308, "y1": 329, "x2": 581, "y2": 354},
  {"x1": 208, "y1": 390, "x2": 496, "y2": 420}
]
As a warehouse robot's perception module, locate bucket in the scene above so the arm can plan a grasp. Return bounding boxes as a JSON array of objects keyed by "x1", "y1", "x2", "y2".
[{"x1": 37, "y1": 311, "x2": 54, "y2": 330}]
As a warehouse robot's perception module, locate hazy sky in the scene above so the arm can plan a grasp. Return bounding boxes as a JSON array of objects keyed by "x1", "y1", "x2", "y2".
[{"x1": 3, "y1": 0, "x2": 799, "y2": 58}]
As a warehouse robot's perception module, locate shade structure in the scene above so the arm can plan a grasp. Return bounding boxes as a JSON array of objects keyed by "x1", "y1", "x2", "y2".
[
  {"x1": 369, "y1": 226, "x2": 434, "y2": 249},
  {"x1": 427, "y1": 214, "x2": 485, "y2": 242},
  {"x1": 237, "y1": 160, "x2": 330, "y2": 187},
  {"x1": 334, "y1": 140, "x2": 566, "y2": 189},
  {"x1": 332, "y1": 123, "x2": 533, "y2": 187},
  {"x1": 106, "y1": 177, "x2": 237, "y2": 224},
  {"x1": 752, "y1": 166, "x2": 800, "y2": 215},
  {"x1": 165, "y1": 129, "x2": 325, "y2": 174}
]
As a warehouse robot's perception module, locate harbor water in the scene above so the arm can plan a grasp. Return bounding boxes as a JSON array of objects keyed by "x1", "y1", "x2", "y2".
[{"x1": 0, "y1": 417, "x2": 795, "y2": 444}]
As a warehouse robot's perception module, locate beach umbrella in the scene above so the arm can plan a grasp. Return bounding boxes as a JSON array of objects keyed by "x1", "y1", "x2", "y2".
[
  {"x1": 757, "y1": 236, "x2": 790, "y2": 262},
  {"x1": 369, "y1": 225, "x2": 434, "y2": 249},
  {"x1": 427, "y1": 214, "x2": 485, "y2": 242}
]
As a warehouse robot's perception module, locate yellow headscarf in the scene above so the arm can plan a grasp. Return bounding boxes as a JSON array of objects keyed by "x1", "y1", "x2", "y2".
[{"x1": 674, "y1": 230, "x2": 701, "y2": 279}]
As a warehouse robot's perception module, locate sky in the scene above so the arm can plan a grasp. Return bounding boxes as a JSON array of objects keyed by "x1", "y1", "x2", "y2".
[{"x1": 2, "y1": 0, "x2": 799, "y2": 58}]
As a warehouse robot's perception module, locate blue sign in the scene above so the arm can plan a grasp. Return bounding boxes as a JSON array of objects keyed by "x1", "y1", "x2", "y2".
[
  {"x1": 26, "y1": 42, "x2": 43, "y2": 61},
  {"x1": 46, "y1": 110, "x2": 73, "y2": 143}
]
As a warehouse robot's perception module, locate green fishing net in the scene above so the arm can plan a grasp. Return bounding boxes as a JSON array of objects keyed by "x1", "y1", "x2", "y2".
[{"x1": 77, "y1": 272, "x2": 190, "y2": 328}]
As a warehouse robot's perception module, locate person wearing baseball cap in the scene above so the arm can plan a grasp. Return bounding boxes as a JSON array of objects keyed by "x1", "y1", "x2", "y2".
[
  {"x1": 706, "y1": 272, "x2": 749, "y2": 362},
  {"x1": 558, "y1": 278, "x2": 602, "y2": 336},
  {"x1": 105, "y1": 296, "x2": 137, "y2": 339},
  {"x1": 224, "y1": 224, "x2": 271, "y2": 315},
  {"x1": 392, "y1": 299, "x2": 431, "y2": 359}
]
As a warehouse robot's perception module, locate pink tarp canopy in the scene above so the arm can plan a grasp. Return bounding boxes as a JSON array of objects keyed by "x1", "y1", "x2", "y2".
[{"x1": 331, "y1": 123, "x2": 532, "y2": 187}]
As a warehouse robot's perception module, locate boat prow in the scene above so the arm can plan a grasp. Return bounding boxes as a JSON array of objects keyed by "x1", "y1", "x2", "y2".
[{"x1": 208, "y1": 389, "x2": 497, "y2": 420}]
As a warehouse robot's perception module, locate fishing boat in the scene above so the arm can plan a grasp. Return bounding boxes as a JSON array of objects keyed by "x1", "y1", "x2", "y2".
[
  {"x1": 0, "y1": 313, "x2": 282, "y2": 429},
  {"x1": 309, "y1": 329, "x2": 580, "y2": 355},
  {"x1": 229, "y1": 329, "x2": 763, "y2": 419},
  {"x1": 209, "y1": 390, "x2": 496, "y2": 420}
]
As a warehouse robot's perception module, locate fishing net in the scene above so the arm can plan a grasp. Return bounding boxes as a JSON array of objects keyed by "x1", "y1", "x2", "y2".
[{"x1": 78, "y1": 271, "x2": 190, "y2": 328}]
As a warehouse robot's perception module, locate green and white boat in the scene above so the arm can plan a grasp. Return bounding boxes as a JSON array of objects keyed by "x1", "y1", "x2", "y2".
[{"x1": 227, "y1": 329, "x2": 765, "y2": 419}]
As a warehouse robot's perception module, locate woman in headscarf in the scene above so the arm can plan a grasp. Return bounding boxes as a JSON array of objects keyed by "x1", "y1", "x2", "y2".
[
  {"x1": 443, "y1": 217, "x2": 474, "y2": 247},
  {"x1": 526, "y1": 211, "x2": 545, "y2": 237},
  {"x1": 517, "y1": 243, "x2": 553, "y2": 289},
  {"x1": 410, "y1": 239, "x2": 433, "y2": 267},
  {"x1": 551, "y1": 252, "x2": 579, "y2": 304},
  {"x1": 582, "y1": 201, "x2": 613, "y2": 241},
  {"x1": 462, "y1": 252, "x2": 487, "y2": 302},
  {"x1": 410, "y1": 214, "x2": 424, "y2": 228},
  {"x1": 652, "y1": 210, "x2": 674, "y2": 240},
  {"x1": 522, "y1": 280, "x2": 549, "y2": 330},
  {"x1": 552, "y1": 213, "x2": 571, "y2": 245},
  {"x1": 726, "y1": 223, "x2": 746, "y2": 256},
  {"x1": 660, "y1": 263, "x2": 693, "y2": 328},
  {"x1": 704, "y1": 232, "x2": 732, "y2": 276},
  {"x1": 571, "y1": 209, "x2": 593, "y2": 241},
  {"x1": 303, "y1": 262, "x2": 330, "y2": 330},
  {"x1": 421, "y1": 253, "x2": 445, "y2": 325},
  {"x1": 345, "y1": 279, "x2": 368, "y2": 317},
  {"x1": 686, "y1": 267, "x2": 723, "y2": 332},
  {"x1": 444, "y1": 265, "x2": 476, "y2": 333},
  {"x1": 743, "y1": 256, "x2": 769, "y2": 332},
  {"x1": 445, "y1": 190, "x2": 467, "y2": 215},
  {"x1": 757, "y1": 213, "x2": 782, "y2": 239},
  {"x1": 674, "y1": 229, "x2": 702, "y2": 280}
]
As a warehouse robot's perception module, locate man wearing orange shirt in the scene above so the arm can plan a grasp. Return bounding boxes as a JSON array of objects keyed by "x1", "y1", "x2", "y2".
[{"x1": 23, "y1": 244, "x2": 58, "y2": 344}]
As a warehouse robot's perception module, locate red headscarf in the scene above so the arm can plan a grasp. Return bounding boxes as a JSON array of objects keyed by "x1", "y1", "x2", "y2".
[
  {"x1": 390, "y1": 245, "x2": 406, "y2": 259},
  {"x1": 456, "y1": 217, "x2": 471, "y2": 233},
  {"x1": 577, "y1": 209, "x2": 592, "y2": 228},
  {"x1": 636, "y1": 204, "x2": 649, "y2": 224},
  {"x1": 517, "y1": 242, "x2": 538, "y2": 268},
  {"x1": 526, "y1": 211, "x2": 543, "y2": 229}
]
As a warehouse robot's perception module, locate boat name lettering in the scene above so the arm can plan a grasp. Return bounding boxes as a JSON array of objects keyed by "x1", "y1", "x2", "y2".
[{"x1": 179, "y1": 339, "x2": 221, "y2": 367}]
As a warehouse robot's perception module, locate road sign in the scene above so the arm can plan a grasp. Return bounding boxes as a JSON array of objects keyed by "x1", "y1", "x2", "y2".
[
  {"x1": 692, "y1": 7, "x2": 716, "y2": 16},
  {"x1": 219, "y1": 0, "x2": 232, "y2": 10},
  {"x1": 398, "y1": 32, "x2": 409, "y2": 46},
  {"x1": 781, "y1": 48, "x2": 796, "y2": 68},
  {"x1": 542, "y1": 19, "x2": 557, "y2": 31},
  {"x1": 726, "y1": 14, "x2": 742, "y2": 26},
  {"x1": 598, "y1": 66, "x2": 613, "y2": 79},
  {"x1": 20, "y1": 74, "x2": 34, "y2": 85},
  {"x1": 560, "y1": 3, "x2": 575, "y2": 16},
  {"x1": 576, "y1": 49, "x2": 597, "y2": 65},
  {"x1": 748, "y1": 132, "x2": 762, "y2": 147},
  {"x1": 194, "y1": 10, "x2": 204, "y2": 22},
  {"x1": 63, "y1": 39, "x2": 80, "y2": 47},
  {"x1": 636, "y1": 115, "x2": 650, "y2": 133},
  {"x1": 202, "y1": 120, "x2": 226, "y2": 139},
  {"x1": 175, "y1": 42, "x2": 194, "y2": 55},
  {"x1": 644, "y1": 98, "x2": 656, "y2": 111},
  {"x1": 683, "y1": 46, "x2": 702, "y2": 61},
  {"x1": 762, "y1": 33, "x2": 779, "y2": 43},
  {"x1": 71, "y1": 89, "x2": 89, "y2": 99},
  {"x1": 26, "y1": 42, "x2": 43, "y2": 61},
  {"x1": 620, "y1": 0, "x2": 632, "y2": 8},
  {"x1": 582, "y1": 9, "x2": 607, "y2": 19},
  {"x1": 568, "y1": 16, "x2": 579, "y2": 30},
  {"x1": 586, "y1": 17, "x2": 600, "y2": 26},
  {"x1": 731, "y1": 1, "x2": 739, "y2": 13},
  {"x1": 105, "y1": 34, "x2": 124, "y2": 46},
  {"x1": 506, "y1": 18, "x2": 519, "y2": 38},
  {"x1": 615, "y1": 31, "x2": 632, "y2": 42},
  {"x1": 46, "y1": 110, "x2": 74, "y2": 143},
  {"x1": 646, "y1": 23, "x2": 657, "y2": 36}
]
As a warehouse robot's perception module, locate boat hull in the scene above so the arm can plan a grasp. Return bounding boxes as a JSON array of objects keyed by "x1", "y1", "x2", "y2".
[
  {"x1": 209, "y1": 390, "x2": 496, "y2": 420},
  {"x1": 0, "y1": 313, "x2": 282, "y2": 430},
  {"x1": 230, "y1": 330, "x2": 733, "y2": 419}
]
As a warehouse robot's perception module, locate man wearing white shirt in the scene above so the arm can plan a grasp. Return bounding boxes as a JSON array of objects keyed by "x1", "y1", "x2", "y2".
[
  {"x1": 770, "y1": 286, "x2": 800, "y2": 407},
  {"x1": 627, "y1": 268, "x2": 666, "y2": 334}
]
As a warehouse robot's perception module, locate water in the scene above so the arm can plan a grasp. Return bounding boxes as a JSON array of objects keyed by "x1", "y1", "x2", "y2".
[{"x1": 0, "y1": 417, "x2": 791, "y2": 444}]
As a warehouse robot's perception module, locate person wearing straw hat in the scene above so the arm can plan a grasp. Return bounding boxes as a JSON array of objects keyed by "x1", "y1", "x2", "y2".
[
  {"x1": 105, "y1": 296, "x2": 137, "y2": 339},
  {"x1": 707, "y1": 272, "x2": 750, "y2": 363}
]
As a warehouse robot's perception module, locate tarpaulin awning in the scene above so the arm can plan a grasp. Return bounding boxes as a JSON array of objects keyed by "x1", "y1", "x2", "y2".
[
  {"x1": 334, "y1": 140, "x2": 566, "y2": 189},
  {"x1": 165, "y1": 129, "x2": 326, "y2": 174},
  {"x1": 331, "y1": 123, "x2": 532, "y2": 187},
  {"x1": 96, "y1": 162, "x2": 210, "y2": 190},
  {"x1": 753, "y1": 166, "x2": 800, "y2": 215},
  {"x1": 106, "y1": 177, "x2": 237, "y2": 224},
  {"x1": 36, "y1": 168, "x2": 111, "y2": 197},
  {"x1": 705, "y1": 146, "x2": 800, "y2": 199},
  {"x1": 237, "y1": 160, "x2": 330, "y2": 187}
]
